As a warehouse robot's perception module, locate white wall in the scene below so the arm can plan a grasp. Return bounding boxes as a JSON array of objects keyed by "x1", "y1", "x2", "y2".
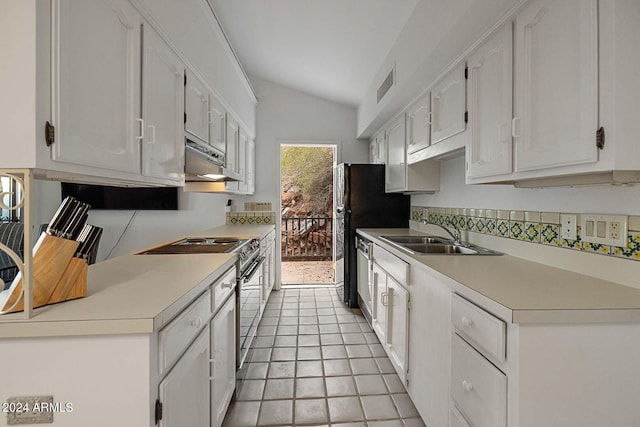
[
  {"x1": 234, "y1": 76, "x2": 369, "y2": 211},
  {"x1": 412, "y1": 155, "x2": 640, "y2": 215}
]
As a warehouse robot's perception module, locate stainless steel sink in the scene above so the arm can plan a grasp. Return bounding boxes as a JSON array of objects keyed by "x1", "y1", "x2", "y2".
[
  {"x1": 379, "y1": 235, "x2": 449, "y2": 245},
  {"x1": 380, "y1": 235, "x2": 502, "y2": 255}
]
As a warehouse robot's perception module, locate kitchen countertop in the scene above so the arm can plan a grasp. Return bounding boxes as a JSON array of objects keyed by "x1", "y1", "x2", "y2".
[
  {"x1": 358, "y1": 228, "x2": 640, "y2": 323},
  {"x1": 0, "y1": 224, "x2": 274, "y2": 338}
]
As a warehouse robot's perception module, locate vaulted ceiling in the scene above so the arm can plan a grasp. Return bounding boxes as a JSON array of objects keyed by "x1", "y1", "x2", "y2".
[{"x1": 208, "y1": 0, "x2": 420, "y2": 107}]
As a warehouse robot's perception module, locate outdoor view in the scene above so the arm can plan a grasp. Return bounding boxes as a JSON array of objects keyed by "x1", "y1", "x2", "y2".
[{"x1": 280, "y1": 145, "x2": 335, "y2": 285}]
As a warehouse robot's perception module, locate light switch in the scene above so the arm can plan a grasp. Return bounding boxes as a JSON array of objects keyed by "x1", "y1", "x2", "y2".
[
  {"x1": 585, "y1": 220, "x2": 594, "y2": 237},
  {"x1": 597, "y1": 221, "x2": 607, "y2": 238}
]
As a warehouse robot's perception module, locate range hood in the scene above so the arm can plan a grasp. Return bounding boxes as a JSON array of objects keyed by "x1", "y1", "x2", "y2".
[{"x1": 184, "y1": 139, "x2": 241, "y2": 182}]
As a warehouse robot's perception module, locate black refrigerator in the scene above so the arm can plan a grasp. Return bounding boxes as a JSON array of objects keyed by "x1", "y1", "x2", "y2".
[{"x1": 334, "y1": 163, "x2": 409, "y2": 307}]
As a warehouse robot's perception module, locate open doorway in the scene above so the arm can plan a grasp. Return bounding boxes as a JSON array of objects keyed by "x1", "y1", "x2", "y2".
[{"x1": 280, "y1": 144, "x2": 336, "y2": 286}]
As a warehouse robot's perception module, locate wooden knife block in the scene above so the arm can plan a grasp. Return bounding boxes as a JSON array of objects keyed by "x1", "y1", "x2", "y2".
[{"x1": 1, "y1": 234, "x2": 88, "y2": 313}]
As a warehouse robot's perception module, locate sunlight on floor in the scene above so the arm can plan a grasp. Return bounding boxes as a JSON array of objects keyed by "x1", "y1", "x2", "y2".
[{"x1": 281, "y1": 261, "x2": 334, "y2": 285}]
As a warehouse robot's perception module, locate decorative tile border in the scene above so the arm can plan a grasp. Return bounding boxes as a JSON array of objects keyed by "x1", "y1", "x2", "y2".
[
  {"x1": 413, "y1": 206, "x2": 640, "y2": 262},
  {"x1": 227, "y1": 211, "x2": 276, "y2": 225}
]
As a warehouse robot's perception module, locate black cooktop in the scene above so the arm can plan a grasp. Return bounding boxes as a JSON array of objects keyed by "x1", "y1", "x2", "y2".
[{"x1": 139, "y1": 237, "x2": 247, "y2": 254}]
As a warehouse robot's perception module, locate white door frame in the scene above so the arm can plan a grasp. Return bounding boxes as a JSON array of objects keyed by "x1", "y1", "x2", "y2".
[{"x1": 277, "y1": 141, "x2": 339, "y2": 289}]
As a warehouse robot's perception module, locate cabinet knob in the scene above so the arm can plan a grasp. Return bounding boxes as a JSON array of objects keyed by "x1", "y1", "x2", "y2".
[
  {"x1": 461, "y1": 316, "x2": 474, "y2": 328},
  {"x1": 462, "y1": 380, "x2": 474, "y2": 392},
  {"x1": 190, "y1": 319, "x2": 201, "y2": 328}
]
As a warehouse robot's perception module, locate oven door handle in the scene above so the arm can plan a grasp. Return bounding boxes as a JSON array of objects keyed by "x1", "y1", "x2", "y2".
[{"x1": 242, "y1": 256, "x2": 265, "y2": 281}]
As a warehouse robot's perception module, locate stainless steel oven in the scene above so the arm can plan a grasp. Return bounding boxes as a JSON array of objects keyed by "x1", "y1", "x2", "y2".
[{"x1": 236, "y1": 252, "x2": 264, "y2": 368}]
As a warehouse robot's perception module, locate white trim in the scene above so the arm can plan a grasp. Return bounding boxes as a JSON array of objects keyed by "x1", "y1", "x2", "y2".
[{"x1": 277, "y1": 142, "x2": 339, "y2": 289}]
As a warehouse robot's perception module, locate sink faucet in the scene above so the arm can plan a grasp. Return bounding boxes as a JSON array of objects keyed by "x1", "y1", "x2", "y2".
[{"x1": 422, "y1": 219, "x2": 462, "y2": 245}]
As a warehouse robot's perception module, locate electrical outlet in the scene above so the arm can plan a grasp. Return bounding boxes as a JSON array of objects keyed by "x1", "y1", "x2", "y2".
[
  {"x1": 581, "y1": 214, "x2": 628, "y2": 247},
  {"x1": 560, "y1": 214, "x2": 577, "y2": 241},
  {"x1": 611, "y1": 221, "x2": 621, "y2": 241}
]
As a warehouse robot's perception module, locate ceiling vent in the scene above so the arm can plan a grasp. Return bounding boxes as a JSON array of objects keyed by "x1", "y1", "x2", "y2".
[{"x1": 377, "y1": 66, "x2": 395, "y2": 104}]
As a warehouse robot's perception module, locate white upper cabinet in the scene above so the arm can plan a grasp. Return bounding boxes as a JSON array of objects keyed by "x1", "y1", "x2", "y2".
[
  {"x1": 466, "y1": 23, "x2": 513, "y2": 180},
  {"x1": 225, "y1": 115, "x2": 239, "y2": 175},
  {"x1": 141, "y1": 23, "x2": 185, "y2": 183},
  {"x1": 245, "y1": 139, "x2": 255, "y2": 195},
  {"x1": 383, "y1": 113, "x2": 440, "y2": 194},
  {"x1": 385, "y1": 115, "x2": 407, "y2": 192},
  {"x1": 370, "y1": 129, "x2": 386, "y2": 165},
  {"x1": 53, "y1": 0, "x2": 141, "y2": 175},
  {"x1": 185, "y1": 69, "x2": 211, "y2": 145},
  {"x1": 209, "y1": 95, "x2": 227, "y2": 155},
  {"x1": 431, "y1": 63, "x2": 467, "y2": 145},
  {"x1": 406, "y1": 92, "x2": 431, "y2": 162},
  {"x1": 513, "y1": 0, "x2": 598, "y2": 172}
]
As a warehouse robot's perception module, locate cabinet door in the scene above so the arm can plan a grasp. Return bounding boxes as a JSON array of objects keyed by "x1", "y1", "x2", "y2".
[
  {"x1": 407, "y1": 92, "x2": 431, "y2": 157},
  {"x1": 209, "y1": 95, "x2": 227, "y2": 154},
  {"x1": 53, "y1": 0, "x2": 141, "y2": 174},
  {"x1": 387, "y1": 276, "x2": 409, "y2": 383},
  {"x1": 185, "y1": 70, "x2": 210, "y2": 144},
  {"x1": 371, "y1": 263, "x2": 387, "y2": 340},
  {"x1": 211, "y1": 296, "x2": 236, "y2": 427},
  {"x1": 431, "y1": 63, "x2": 467, "y2": 145},
  {"x1": 226, "y1": 115, "x2": 239, "y2": 173},
  {"x1": 238, "y1": 128, "x2": 248, "y2": 184},
  {"x1": 467, "y1": 23, "x2": 513, "y2": 179},
  {"x1": 141, "y1": 24, "x2": 184, "y2": 182},
  {"x1": 159, "y1": 326, "x2": 210, "y2": 427},
  {"x1": 369, "y1": 139, "x2": 378, "y2": 164},
  {"x1": 385, "y1": 115, "x2": 407, "y2": 192},
  {"x1": 514, "y1": 0, "x2": 598, "y2": 171},
  {"x1": 376, "y1": 131, "x2": 387, "y2": 164},
  {"x1": 245, "y1": 139, "x2": 255, "y2": 194}
]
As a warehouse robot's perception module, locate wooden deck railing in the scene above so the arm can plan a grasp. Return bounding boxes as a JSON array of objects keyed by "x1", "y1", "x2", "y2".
[{"x1": 281, "y1": 215, "x2": 332, "y2": 260}]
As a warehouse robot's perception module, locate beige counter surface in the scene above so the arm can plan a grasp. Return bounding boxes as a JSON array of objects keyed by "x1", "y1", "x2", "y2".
[
  {"x1": 358, "y1": 228, "x2": 640, "y2": 323},
  {"x1": 0, "y1": 223, "x2": 277, "y2": 338}
]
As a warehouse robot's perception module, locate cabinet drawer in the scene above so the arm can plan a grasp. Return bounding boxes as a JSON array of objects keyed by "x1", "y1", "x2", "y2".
[
  {"x1": 450, "y1": 405, "x2": 472, "y2": 427},
  {"x1": 451, "y1": 334, "x2": 506, "y2": 427},
  {"x1": 159, "y1": 290, "x2": 211, "y2": 375},
  {"x1": 451, "y1": 294, "x2": 506, "y2": 362},
  {"x1": 372, "y1": 245, "x2": 409, "y2": 284},
  {"x1": 212, "y1": 266, "x2": 236, "y2": 314}
]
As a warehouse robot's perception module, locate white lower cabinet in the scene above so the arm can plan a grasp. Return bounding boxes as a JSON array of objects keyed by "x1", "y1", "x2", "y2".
[
  {"x1": 210, "y1": 294, "x2": 236, "y2": 427},
  {"x1": 158, "y1": 325, "x2": 211, "y2": 427},
  {"x1": 158, "y1": 266, "x2": 237, "y2": 427},
  {"x1": 407, "y1": 266, "x2": 451, "y2": 427},
  {"x1": 451, "y1": 334, "x2": 507, "y2": 427},
  {"x1": 450, "y1": 405, "x2": 472, "y2": 427},
  {"x1": 371, "y1": 262, "x2": 388, "y2": 340},
  {"x1": 371, "y1": 245, "x2": 410, "y2": 384},
  {"x1": 365, "y1": 238, "x2": 640, "y2": 427},
  {"x1": 386, "y1": 276, "x2": 409, "y2": 381}
]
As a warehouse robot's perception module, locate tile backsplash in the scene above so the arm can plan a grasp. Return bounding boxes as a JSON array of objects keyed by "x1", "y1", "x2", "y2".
[
  {"x1": 226, "y1": 211, "x2": 276, "y2": 225},
  {"x1": 411, "y1": 206, "x2": 640, "y2": 261}
]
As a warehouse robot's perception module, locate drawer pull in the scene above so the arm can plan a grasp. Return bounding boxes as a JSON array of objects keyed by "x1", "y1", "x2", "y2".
[
  {"x1": 462, "y1": 380, "x2": 474, "y2": 392},
  {"x1": 461, "y1": 316, "x2": 474, "y2": 328},
  {"x1": 190, "y1": 319, "x2": 202, "y2": 328},
  {"x1": 221, "y1": 281, "x2": 234, "y2": 289}
]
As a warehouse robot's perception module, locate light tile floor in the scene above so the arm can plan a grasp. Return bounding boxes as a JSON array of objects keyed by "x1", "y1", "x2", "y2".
[{"x1": 223, "y1": 287, "x2": 426, "y2": 427}]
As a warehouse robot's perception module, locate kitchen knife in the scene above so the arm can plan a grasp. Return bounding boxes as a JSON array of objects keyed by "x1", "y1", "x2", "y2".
[
  {"x1": 61, "y1": 201, "x2": 89, "y2": 239},
  {"x1": 47, "y1": 197, "x2": 75, "y2": 236}
]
